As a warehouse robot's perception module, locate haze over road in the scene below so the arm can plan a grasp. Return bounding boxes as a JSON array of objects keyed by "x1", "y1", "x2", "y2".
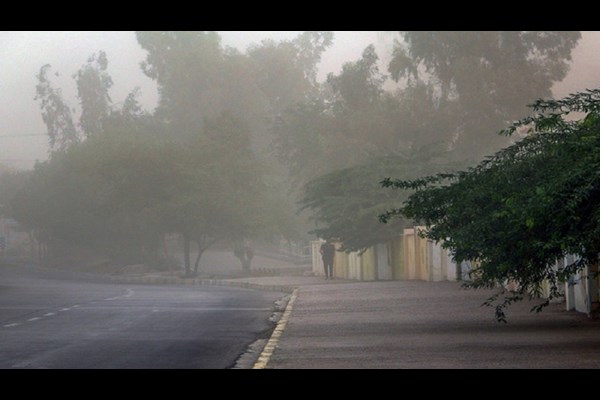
[{"x1": 0, "y1": 265, "x2": 282, "y2": 368}]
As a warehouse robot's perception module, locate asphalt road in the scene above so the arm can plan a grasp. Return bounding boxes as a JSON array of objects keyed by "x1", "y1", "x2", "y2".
[{"x1": 0, "y1": 264, "x2": 282, "y2": 369}]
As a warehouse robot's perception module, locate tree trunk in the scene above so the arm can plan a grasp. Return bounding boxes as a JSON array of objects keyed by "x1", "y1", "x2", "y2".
[
  {"x1": 193, "y1": 242, "x2": 204, "y2": 276},
  {"x1": 162, "y1": 234, "x2": 172, "y2": 274},
  {"x1": 28, "y1": 231, "x2": 35, "y2": 263},
  {"x1": 183, "y1": 234, "x2": 191, "y2": 277},
  {"x1": 234, "y1": 241, "x2": 253, "y2": 272},
  {"x1": 242, "y1": 258, "x2": 252, "y2": 271}
]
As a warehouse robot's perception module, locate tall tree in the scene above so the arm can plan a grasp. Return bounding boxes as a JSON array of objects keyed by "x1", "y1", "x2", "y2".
[
  {"x1": 159, "y1": 113, "x2": 272, "y2": 276},
  {"x1": 248, "y1": 31, "x2": 333, "y2": 115},
  {"x1": 274, "y1": 44, "x2": 442, "y2": 187},
  {"x1": 301, "y1": 145, "x2": 464, "y2": 252},
  {"x1": 35, "y1": 64, "x2": 79, "y2": 152},
  {"x1": 136, "y1": 31, "x2": 322, "y2": 259},
  {"x1": 73, "y1": 50, "x2": 113, "y2": 137},
  {"x1": 35, "y1": 51, "x2": 133, "y2": 152},
  {"x1": 10, "y1": 129, "x2": 178, "y2": 264},
  {"x1": 388, "y1": 31, "x2": 581, "y2": 157},
  {"x1": 326, "y1": 44, "x2": 385, "y2": 110},
  {"x1": 136, "y1": 31, "x2": 227, "y2": 136}
]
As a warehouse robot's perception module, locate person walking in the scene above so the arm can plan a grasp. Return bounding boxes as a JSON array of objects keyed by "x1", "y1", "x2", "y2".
[{"x1": 320, "y1": 239, "x2": 336, "y2": 280}]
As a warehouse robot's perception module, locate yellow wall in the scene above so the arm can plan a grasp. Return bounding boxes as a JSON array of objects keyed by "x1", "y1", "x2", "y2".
[
  {"x1": 403, "y1": 229, "x2": 416, "y2": 280},
  {"x1": 335, "y1": 250, "x2": 349, "y2": 279},
  {"x1": 348, "y1": 252, "x2": 361, "y2": 280},
  {"x1": 440, "y1": 247, "x2": 447, "y2": 279},
  {"x1": 389, "y1": 237, "x2": 403, "y2": 280},
  {"x1": 415, "y1": 227, "x2": 429, "y2": 281},
  {"x1": 332, "y1": 243, "x2": 349, "y2": 279},
  {"x1": 361, "y1": 247, "x2": 376, "y2": 281}
]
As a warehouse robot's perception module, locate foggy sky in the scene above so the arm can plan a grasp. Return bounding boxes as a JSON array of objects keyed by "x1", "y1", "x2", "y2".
[{"x1": 1, "y1": 31, "x2": 599, "y2": 170}]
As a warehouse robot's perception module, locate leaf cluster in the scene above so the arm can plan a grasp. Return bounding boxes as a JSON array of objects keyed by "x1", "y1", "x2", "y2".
[{"x1": 381, "y1": 89, "x2": 600, "y2": 321}]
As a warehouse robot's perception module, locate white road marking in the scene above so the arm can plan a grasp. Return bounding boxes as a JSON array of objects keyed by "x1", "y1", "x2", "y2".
[
  {"x1": 27, "y1": 317, "x2": 41, "y2": 322},
  {"x1": 3, "y1": 323, "x2": 20, "y2": 328},
  {"x1": 72, "y1": 305, "x2": 79, "y2": 308},
  {"x1": 44, "y1": 313, "x2": 55, "y2": 317},
  {"x1": 59, "y1": 308, "x2": 70, "y2": 312}
]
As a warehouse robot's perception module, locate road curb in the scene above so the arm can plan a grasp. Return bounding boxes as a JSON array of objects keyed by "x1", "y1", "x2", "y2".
[
  {"x1": 253, "y1": 287, "x2": 299, "y2": 369},
  {"x1": 105, "y1": 274, "x2": 297, "y2": 294}
]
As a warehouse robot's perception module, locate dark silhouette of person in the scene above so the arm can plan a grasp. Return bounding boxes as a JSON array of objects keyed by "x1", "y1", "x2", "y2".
[{"x1": 319, "y1": 240, "x2": 335, "y2": 280}]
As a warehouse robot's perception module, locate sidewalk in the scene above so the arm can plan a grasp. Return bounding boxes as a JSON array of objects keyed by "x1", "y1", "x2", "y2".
[{"x1": 241, "y1": 277, "x2": 600, "y2": 369}]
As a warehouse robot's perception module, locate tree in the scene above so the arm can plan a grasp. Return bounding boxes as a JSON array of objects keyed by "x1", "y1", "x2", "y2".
[
  {"x1": 36, "y1": 50, "x2": 140, "y2": 153},
  {"x1": 0, "y1": 166, "x2": 28, "y2": 217},
  {"x1": 25, "y1": 32, "x2": 329, "y2": 272},
  {"x1": 10, "y1": 128, "x2": 180, "y2": 265},
  {"x1": 273, "y1": 45, "x2": 395, "y2": 187},
  {"x1": 326, "y1": 44, "x2": 385, "y2": 110},
  {"x1": 233, "y1": 240, "x2": 254, "y2": 271},
  {"x1": 73, "y1": 51, "x2": 113, "y2": 137},
  {"x1": 156, "y1": 113, "x2": 273, "y2": 276},
  {"x1": 301, "y1": 147, "x2": 463, "y2": 252},
  {"x1": 248, "y1": 31, "x2": 333, "y2": 116},
  {"x1": 136, "y1": 31, "x2": 232, "y2": 137},
  {"x1": 35, "y1": 64, "x2": 80, "y2": 152},
  {"x1": 136, "y1": 31, "x2": 319, "y2": 269},
  {"x1": 273, "y1": 43, "x2": 462, "y2": 189},
  {"x1": 11, "y1": 110, "x2": 275, "y2": 275},
  {"x1": 388, "y1": 31, "x2": 581, "y2": 157},
  {"x1": 380, "y1": 88, "x2": 600, "y2": 322}
]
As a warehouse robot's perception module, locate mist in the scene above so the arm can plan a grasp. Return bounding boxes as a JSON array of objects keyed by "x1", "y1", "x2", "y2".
[
  {"x1": 0, "y1": 31, "x2": 385, "y2": 170},
  {"x1": 1, "y1": 31, "x2": 600, "y2": 369},
  {"x1": 6, "y1": 30, "x2": 597, "y2": 170}
]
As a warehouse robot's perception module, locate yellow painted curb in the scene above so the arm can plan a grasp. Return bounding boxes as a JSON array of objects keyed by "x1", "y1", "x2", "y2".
[{"x1": 253, "y1": 288, "x2": 299, "y2": 369}]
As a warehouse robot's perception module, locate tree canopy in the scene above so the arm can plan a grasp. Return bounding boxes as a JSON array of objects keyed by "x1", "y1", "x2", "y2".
[
  {"x1": 21, "y1": 32, "x2": 339, "y2": 272},
  {"x1": 287, "y1": 32, "x2": 582, "y2": 265},
  {"x1": 301, "y1": 147, "x2": 464, "y2": 252},
  {"x1": 274, "y1": 32, "x2": 581, "y2": 191},
  {"x1": 389, "y1": 31, "x2": 581, "y2": 156},
  {"x1": 380, "y1": 88, "x2": 600, "y2": 321},
  {"x1": 73, "y1": 51, "x2": 113, "y2": 137}
]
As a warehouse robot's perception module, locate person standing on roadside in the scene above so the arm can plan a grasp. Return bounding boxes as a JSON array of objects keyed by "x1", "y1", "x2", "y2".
[{"x1": 320, "y1": 239, "x2": 336, "y2": 280}]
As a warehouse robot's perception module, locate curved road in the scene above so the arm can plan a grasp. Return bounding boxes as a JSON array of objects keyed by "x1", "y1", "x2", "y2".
[{"x1": 0, "y1": 265, "x2": 282, "y2": 368}]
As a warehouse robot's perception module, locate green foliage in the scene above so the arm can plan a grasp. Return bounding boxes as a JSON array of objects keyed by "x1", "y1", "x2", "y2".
[
  {"x1": 275, "y1": 31, "x2": 581, "y2": 190},
  {"x1": 10, "y1": 111, "x2": 274, "y2": 269},
  {"x1": 273, "y1": 45, "x2": 402, "y2": 186},
  {"x1": 326, "y1": 44, "x2": 385, "y2": 110},
  {"x1": 136, "y1": 31, "x2": 269, "y2": 138},
  {"x1": 301, "y1": 148, "x2": 463, "y2": 252},
  {"x1": 25, "y1": 31, "x2": 341, "y2": 271},
  {"x1": 248, "y1": 31, "x2": 333, "y2": 114},
  {"x1": 35, "y1": 64, "x2": 80, "y2": 151},
  {"x1": 389, "y1": 31, "x2": 581, "y2": 156},
  {"x1": 10, "y1": 128, "x2": 176, "y2": 262},
  {"x1": 381, "y1": 88, "x2": 600, "y2": 321},
  {"x1": 73, "y1": 51, "x2": 113, "y2": 137},
  {"x1": 35, "y1": 50, "x2": 143, "y2": 153},
  {"x1": 0, "y1": 167, "x2": 30, "y2": 218},
  {"x1": 165, "y1": 112, "x2": 268, "y2": 240},
  {"x1": 134, "y1": 31, "x2": 322, "y2": 271}
]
